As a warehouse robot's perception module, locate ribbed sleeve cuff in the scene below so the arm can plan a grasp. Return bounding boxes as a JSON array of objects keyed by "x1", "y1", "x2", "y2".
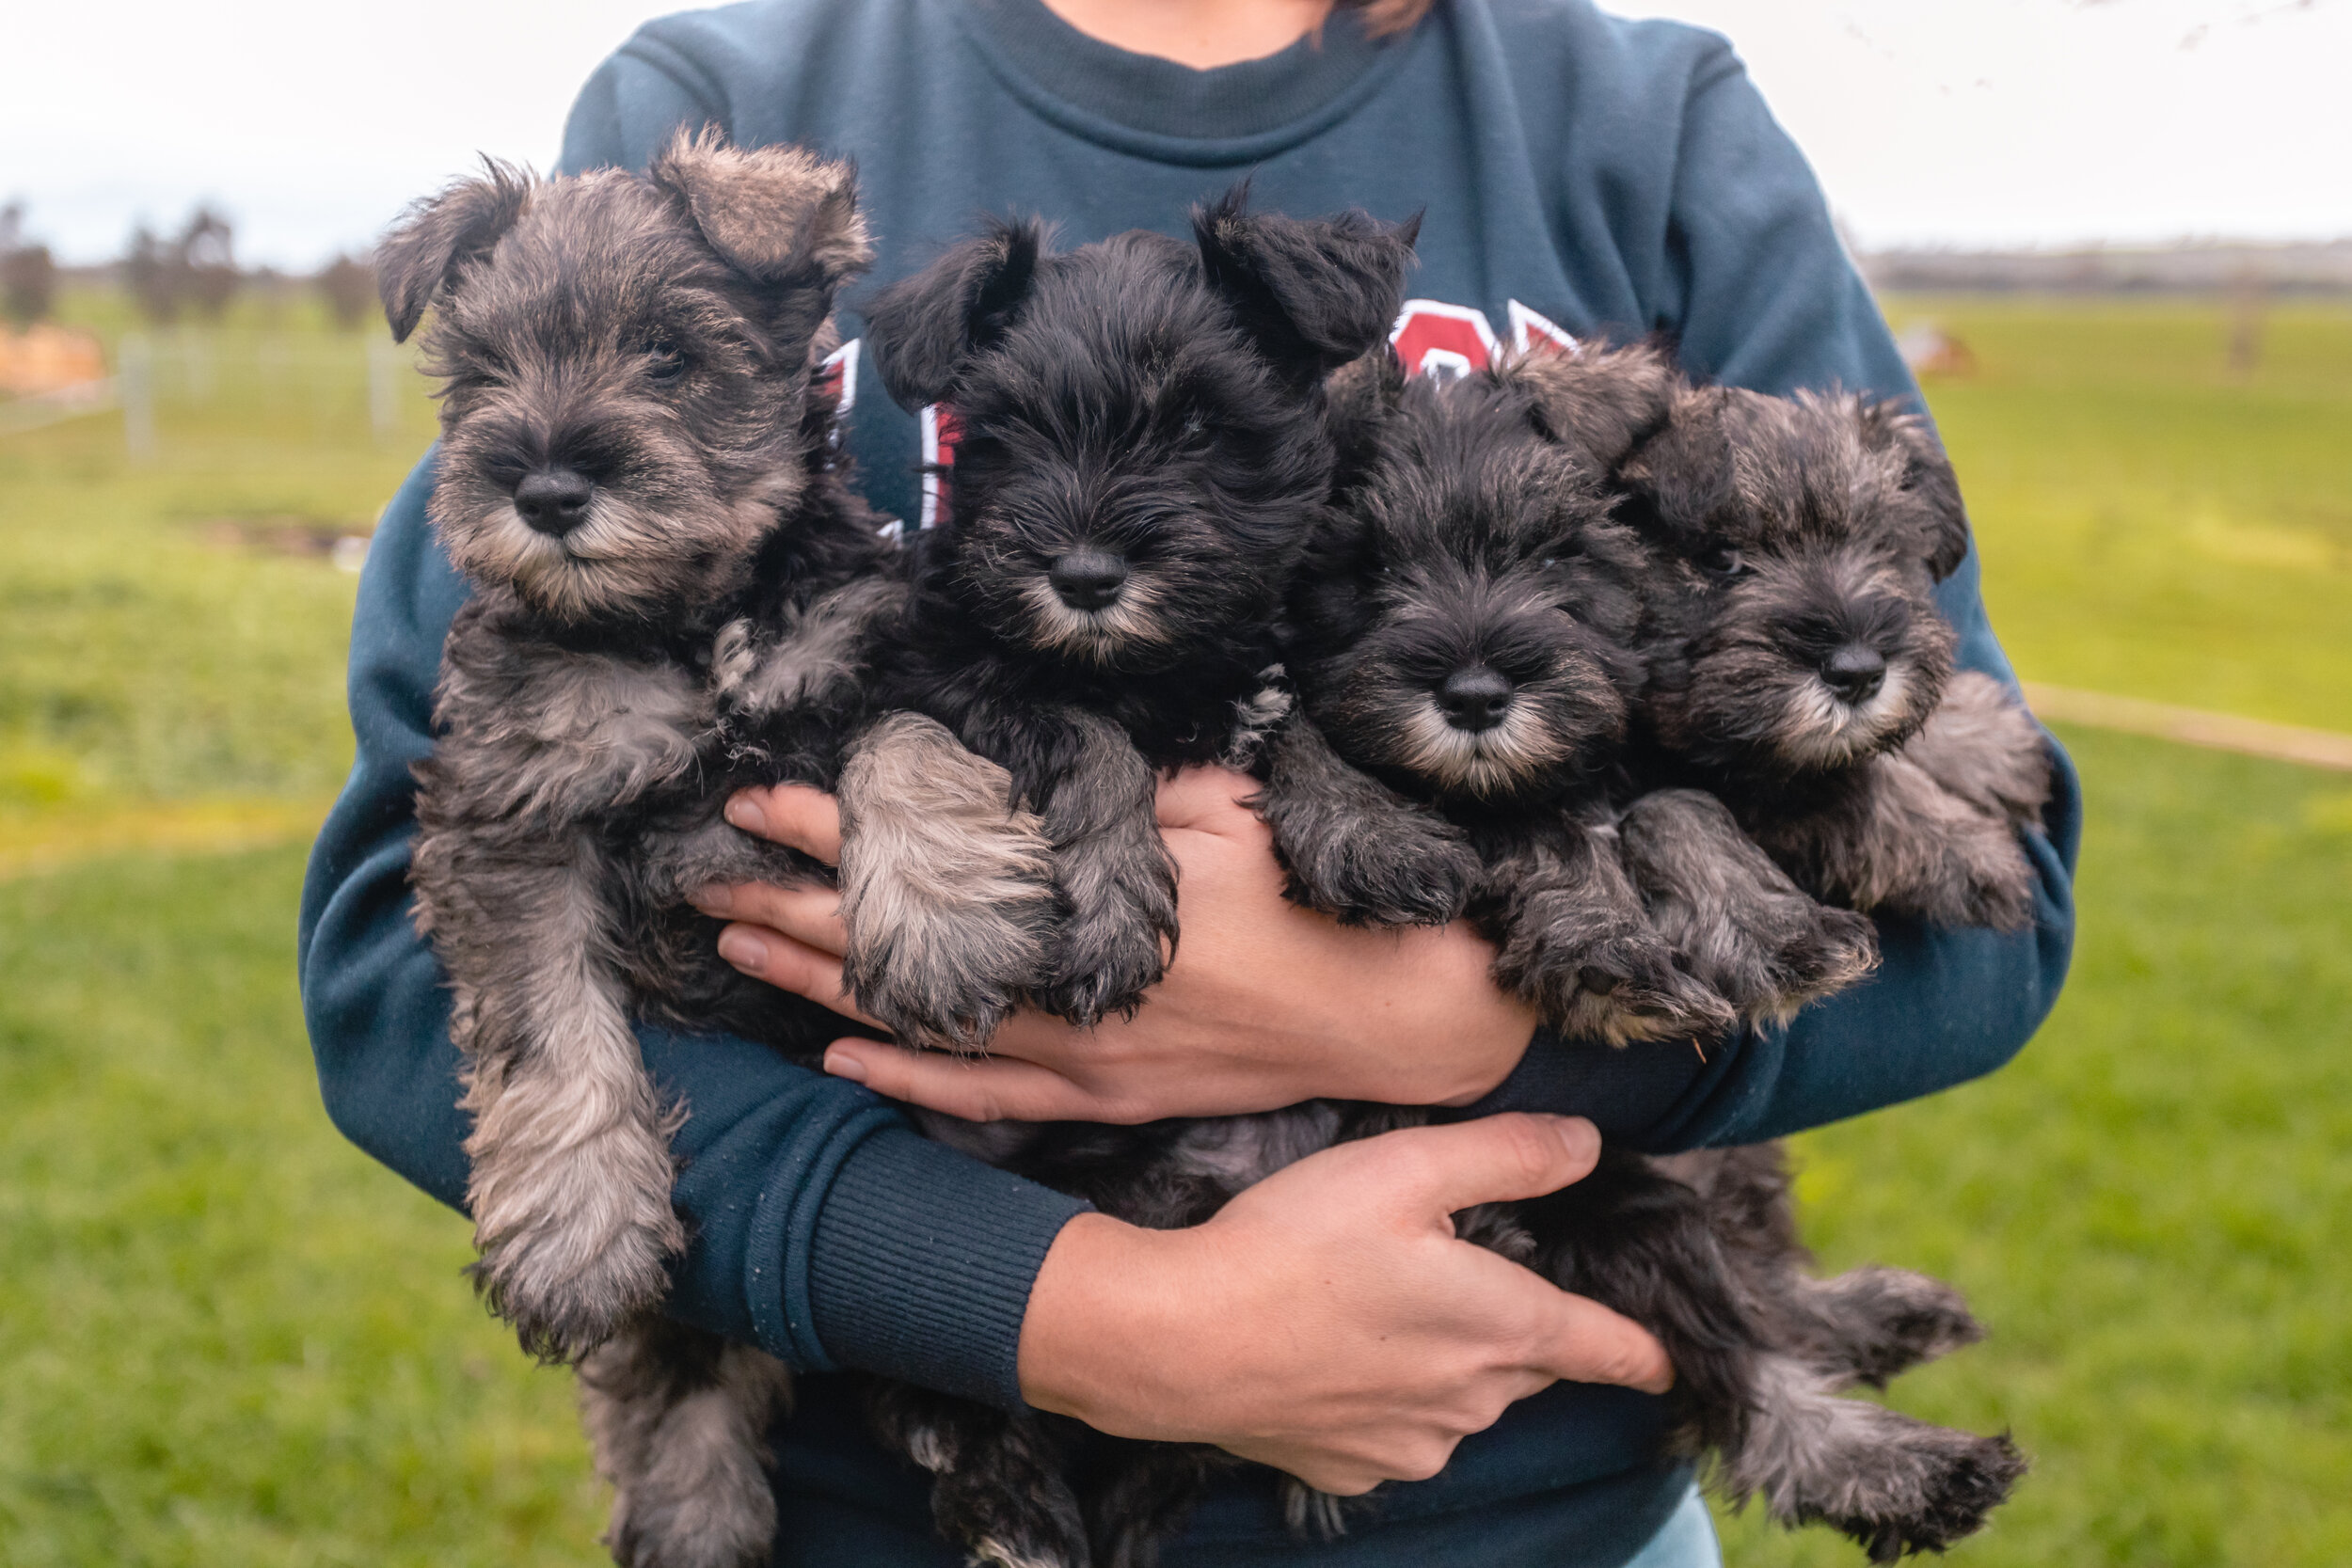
[{"x1": 807, "y1": 1127, "x2": 1094, "y2": 1411}]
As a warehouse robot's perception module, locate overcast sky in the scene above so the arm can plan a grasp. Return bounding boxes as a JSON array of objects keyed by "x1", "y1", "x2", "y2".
[{"x1": 5, "y1": 0, "x2": 2346, "y2": 269}]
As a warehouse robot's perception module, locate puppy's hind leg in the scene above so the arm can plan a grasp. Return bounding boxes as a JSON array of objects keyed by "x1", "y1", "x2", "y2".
[
  {"x1": 835, "y1": 713, "x2": 1058, "y2": 1052},
  {"x1": 1253, "y1": 712, "x2": 1479, "y2": 927},
  {"x1": 1619, "y1": 788, "x2": 1878, "y2": 1026},
  {"x1": 1780, "y1": 1266, "x2": 1987, "y2": 1390},
  {"x1": 581, "y1": 1321, "x2": 793, "y2": 1568},
  {"x1": 1719, "y1": 1354, "x2": 2025, "y2": 1562},
  {"x1": 866, "y1": 1383, "x2": 1091, "y2": 1568}
]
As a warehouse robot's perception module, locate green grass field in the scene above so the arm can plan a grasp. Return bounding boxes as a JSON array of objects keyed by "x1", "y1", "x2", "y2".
[{"x1": 1, "y1": 293, "x2": 2346, "y2": 1563}]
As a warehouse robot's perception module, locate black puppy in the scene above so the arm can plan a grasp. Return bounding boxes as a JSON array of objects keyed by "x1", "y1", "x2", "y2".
[
  {"x1": 825, "y1": 193, "x2": 1417, "y2": 1568},
  {"x1": 848, "y1": 191, "x2": 1419, "y2": 1049},
  {"x1": 1610, "y1": 359, "x2": 2052, "y2": 931},
  {"x1": 384, "y1": 132, "x2": 899, "y2": 1568},
  {"x1": 1257, "y1": 346, "x2": 2015, "y2": 1560}
]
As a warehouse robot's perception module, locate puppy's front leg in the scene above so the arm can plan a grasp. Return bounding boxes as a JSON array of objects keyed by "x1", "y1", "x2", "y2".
[
  {"x1": 430, "y1": 841, "x2": 685, "y2": 1361},
  {"x1": 865, "y1": 1383, "x2": 1091, "y2": 1568},
  {"x1": 1485, "y1": 820, "x2": 1736, "y2": 1045},
  {"x1": 1021, "y1": 707, "x2": 1179, "y2": 1028},
  {"x1": 835, "y1": 712, "x2": 1058, "y2": 1052},
  {"x1": 1254, "y1": 712, "x2": 1479, "y2": 927},
  {"x1": 1618, "y1": 788, "x2": 1878, "y2": 1025}
]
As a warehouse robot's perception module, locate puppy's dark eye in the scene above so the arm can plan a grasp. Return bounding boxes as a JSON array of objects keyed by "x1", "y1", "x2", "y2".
[
  {"x1": 1697, "y1": 545, "x2": 1749, "y2": 579},
  {"x1": 643, "y1": 340, "x2": 690, "y2": 383}
]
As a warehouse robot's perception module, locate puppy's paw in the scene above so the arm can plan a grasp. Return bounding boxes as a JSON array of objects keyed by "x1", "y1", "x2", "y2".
[
  {"x1": 1796, "y1": 1265, "x2": 1985, "y2": 1389},
  {"x1": 1502, "y1": 928, "x2": 1737, "y2": 1046},
  {"x1": 473, "y1": 1199, "x2": 680, "y2": 1364},
  {"x1": 1907, "y1": 818, "x2": 2038, "y2": 933},
  {"x1": 1278, "y1": 809, "x2": 1479, "y2": 927},
  {"x1": 1038, "y1": 895, "x2": 1173, "y2": 1028},
  {"x1": 1621, "y1": 787, "x2": 1880, "y2": 1024},
  {"x1": 467, "y1": 1112, "x2": 684, "y2": 1363},
  {"x1": 1826, "y1": 1431, "x2": 2026, "y2": 1563},
  {"x1": 837, "y1": 713, "x2": 1058, "y2": 1051}
]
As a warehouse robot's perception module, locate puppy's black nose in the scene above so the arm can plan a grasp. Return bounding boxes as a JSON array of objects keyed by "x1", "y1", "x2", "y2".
[
  {"x1": 514, "y1": 468, "x2": 595, "y2": 536},
  {"x1": 1821, "y1": 644, "x2": 1887, "y2": 704},
  {"x1": 1049, "y1": 550, "x2": 1128, "y2": 611},
  {"x1": 1438, "y1": 665, "x2": 1516, "y2": 733}
]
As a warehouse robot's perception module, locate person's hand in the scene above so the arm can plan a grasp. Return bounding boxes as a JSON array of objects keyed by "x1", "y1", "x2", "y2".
[
  {"x1": 690, "y1": 767, "x2": 1537, "y2": 1121},
  {"x1": 1018, "y1": 1114, "x2": 1674, "y2": 1491}
]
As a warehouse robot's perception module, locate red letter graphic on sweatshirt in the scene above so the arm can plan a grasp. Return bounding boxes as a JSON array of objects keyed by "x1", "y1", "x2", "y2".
[{"x1": 919, "y1": 402, "x2": 961, "y2": 531}]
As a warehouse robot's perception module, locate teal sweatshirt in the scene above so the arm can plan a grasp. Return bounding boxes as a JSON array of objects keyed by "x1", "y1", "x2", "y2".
[{"x1": 296, "y1": 2, "x2": 2079, "y2": 1560}]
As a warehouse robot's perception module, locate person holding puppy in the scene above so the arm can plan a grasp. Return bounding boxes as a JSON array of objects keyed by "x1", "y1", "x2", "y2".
[{"x1": 300, "y1": 0, "x2": 2078, "y2": 1562}]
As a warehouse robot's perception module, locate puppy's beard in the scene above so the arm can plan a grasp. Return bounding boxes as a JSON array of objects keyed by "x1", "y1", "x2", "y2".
[
  {"x1": 1772, "y1": 662, "x2": 1917, "y2": 769},
  {"x1": 1012, "y1": 576, "x2": 1174, "y2": 666},
  {"x1": 1395, "y1": 696, "x2": 1572, "y2": 799},
  {"x1": 481, "y1": 491, "x2": 763, "y2": 622}
]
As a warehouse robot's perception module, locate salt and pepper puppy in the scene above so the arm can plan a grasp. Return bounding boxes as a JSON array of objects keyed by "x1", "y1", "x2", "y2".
[
  {"x1": 382, "y1": 131, "x2": 895, "y2": 1568},
  {"x1": 1262, "y1": 349, "x2": 2018, "y2": 1560},
  {"x1": 850, "y1": 189, "x2": 1421, "y2": 1048},
  {"x1": 1267, "y1": 346, "x2": 1736, "y2": 1042},
  {"x1": 1615, "y1": 370, "x2": 2052, "y2": 931}
]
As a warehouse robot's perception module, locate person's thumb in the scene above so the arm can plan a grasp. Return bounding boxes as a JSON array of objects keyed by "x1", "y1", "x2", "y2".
[
  {"x1": 1527, "y1": 1287, "x2": 1677, "y2": 1395},
  {"x1": 1375, "y1": 1114, "x2": 1603, "y2": 1216}
]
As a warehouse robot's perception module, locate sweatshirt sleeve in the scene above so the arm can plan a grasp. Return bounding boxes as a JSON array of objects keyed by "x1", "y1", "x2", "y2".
[
  {"x1": 1463, "y1": 36, "x2": 2079, "y2": 1148},
  {"x1": 295, "y1": 451, "x2": 1089, "y2": 1408}
]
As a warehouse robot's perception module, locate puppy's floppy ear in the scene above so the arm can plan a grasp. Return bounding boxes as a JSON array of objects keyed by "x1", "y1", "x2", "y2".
[
  {"x1": 863, "y1": 216, "x2": 1048, "y2": 410},
  {"x1": 1502, "y1": 338, "x2": 1680, "y2": 472},
  {"x1": 1616, "y1": 384, "x2": 1735, "y2": 543},
  {"x1": 1862, "y1": 400, "x2": 1971, "y2": 579},
  {"x1": 375, "y1": 158, "x2": 532, "y2": 342},
  {"x1": 1193, "y1": 185, "x2": 1419, "y2": 388},
  {"x1": 648, "y1": 125, "x2": 872, "y2": 293}
]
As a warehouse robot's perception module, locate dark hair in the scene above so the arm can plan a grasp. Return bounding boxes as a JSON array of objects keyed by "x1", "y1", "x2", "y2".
[{"x1": 1340, "y1": 0, "x2": 1434, "y2": 39}]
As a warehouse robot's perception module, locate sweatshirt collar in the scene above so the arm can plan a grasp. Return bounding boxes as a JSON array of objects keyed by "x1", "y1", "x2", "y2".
[{"x1": 951, "y1": 0, "x2": 1408, "y2": 162}]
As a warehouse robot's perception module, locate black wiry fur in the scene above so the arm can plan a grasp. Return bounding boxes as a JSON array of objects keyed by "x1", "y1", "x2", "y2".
[
  {"x1": 853, "y1": 190, "x2": 1420, "y2": 1042},
  {"x1": 1274, "y1": 348, "x2": 1736, "y2": 1043},
  {"x1": 1246, "y1": 346, "x2": 2018, "y2": 1560},
  {"x1": 390, "y1": 131, "x2": 902, "y2": 1568},
  {"x1": 829, "y1": 193, "x2": 1428, "y2": 1568},
  {"x1": 1610, "y1": 351, "x2": 2052, "y2": 930}
]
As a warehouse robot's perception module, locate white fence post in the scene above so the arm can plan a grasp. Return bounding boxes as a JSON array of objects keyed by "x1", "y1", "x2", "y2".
[{"x1": 119, "y1": 332, "x2": 157, "y2": 461}]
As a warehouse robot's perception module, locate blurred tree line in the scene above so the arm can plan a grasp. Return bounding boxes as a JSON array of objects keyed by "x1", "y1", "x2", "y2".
[{"x1": 0, "y1": 201, "x2": 379, "y2": 331}]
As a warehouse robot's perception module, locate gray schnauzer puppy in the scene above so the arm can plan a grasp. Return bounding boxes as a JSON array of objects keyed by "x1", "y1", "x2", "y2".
[
  {"x1": 384, "y1": 131, "x2": 899, "y2": 1568},
  {"x1": 1256, "y1": 346, "x2": 2018, "y2": 1560},
  {"x1": 1602, "y1": 355, "x2": 2052, "y2": 932}
]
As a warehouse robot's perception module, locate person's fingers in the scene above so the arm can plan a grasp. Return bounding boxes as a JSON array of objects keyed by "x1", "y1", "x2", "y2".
[
  {"x1": 712, "y1": 922, "x2": 885, "y2": 1029},
  {"x1": 1153, "y1": 764, "x2": 1265, "y2": 832},
  {"x1": 726, "y1": 784, "x2": 843, "y2": 864},
  {"x1": 693, "y1": 880, "x2": 847, "y2": 957},
  {"x1": 823, "y1": 1040, "x2": 1116, "y2": 1122},
  {"x1": 1525, "y1": 1289, "x2": 1676, "y2": 1395},
  {"x1": 1367, "y1": 1114, "x2": 1603, "y2": 1216}
]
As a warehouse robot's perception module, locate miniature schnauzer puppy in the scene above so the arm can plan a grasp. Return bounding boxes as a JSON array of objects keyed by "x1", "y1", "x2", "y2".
[
  {"x1": 1611, "y1": 362, "x2": 2052, "y2": 931},
  {"x1": 1254, "y1": 346, "x2": 2016, "y2": 1560},
  {"x1": 848, "y1": 189, "x2": 1421, "y2": 1049},
  {"x1": 382, "y1": 131, "x2": 898, "y2": 1568}
]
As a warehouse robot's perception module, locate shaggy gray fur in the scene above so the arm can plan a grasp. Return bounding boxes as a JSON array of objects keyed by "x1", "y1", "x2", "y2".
[{"x1": 387, "y1": 130, "x2": 901, "y2": 1568}]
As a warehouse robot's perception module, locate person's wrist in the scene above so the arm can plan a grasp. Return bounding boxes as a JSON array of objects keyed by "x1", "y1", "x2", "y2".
[{"x1": 1017, "y1": 1212, "x2": 1203, "y2": 1436}]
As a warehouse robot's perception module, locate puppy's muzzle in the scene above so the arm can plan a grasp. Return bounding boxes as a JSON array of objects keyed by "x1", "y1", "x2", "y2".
[
  {"x1": 1437, "y1": 664, "x2": 1515, "y2": 734},
  {"x1": 1048, "y1": 549, "x2": 1128, "y2": 612},
  {"x1": 1820, "y1": 643, "x2": 1886, "y2": 705},
  {"x1": 514, "y1": 467, "x2": 596, "y2": 537}
]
